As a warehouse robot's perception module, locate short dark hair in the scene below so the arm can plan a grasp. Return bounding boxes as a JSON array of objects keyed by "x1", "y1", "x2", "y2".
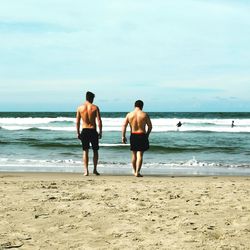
[
  {"x1": 86, "y1": 91, "x2": 95, "y2": 103},
  {"x1": 134, "y1": 100, "x2": 144, "y2": 109}
]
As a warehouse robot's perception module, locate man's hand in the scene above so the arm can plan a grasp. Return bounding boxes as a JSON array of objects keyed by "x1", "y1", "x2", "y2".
[
  {"x1": 122, "y1": 136, "x2": 127, "y2": 144},
  {"x1": 77, "y1": 134, "x2": 81, "y2": 140},
  {"x1": 98, "y1": 133, "x2": 102, "y2": 139}
]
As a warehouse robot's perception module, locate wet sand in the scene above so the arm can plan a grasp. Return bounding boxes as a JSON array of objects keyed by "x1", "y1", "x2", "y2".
[{"x1": 0, "y1": 173, "x2": 249, "y2": 249}]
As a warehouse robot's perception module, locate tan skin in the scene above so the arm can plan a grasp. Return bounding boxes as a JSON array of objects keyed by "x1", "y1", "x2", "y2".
[
  {"x1": 122, "y1": 107, "x2": 152, "y2": 177},
  {"x1": 76, "y1": 101, "x2": 102, "y2": 176}
]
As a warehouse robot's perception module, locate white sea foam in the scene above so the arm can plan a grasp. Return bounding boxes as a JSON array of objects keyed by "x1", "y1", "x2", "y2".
[
  {"x1": 1, "y1": 126, "x2": 34, "y2": 130},
  {"x1": 1, "y1": 125, "x2": 250, "y2": 133},
  {"x1": 0, "y1": 157, "x2": 249, "y2": 170},
  {"x1": 100, "y1": 143, "x2": 128, "y2": 147},
  {"x1": 1, "y1": 117, "x2": 250, "y2": 132},
  {"x1": 0, "y1": 117, "x2": 74, "y2": 125}
]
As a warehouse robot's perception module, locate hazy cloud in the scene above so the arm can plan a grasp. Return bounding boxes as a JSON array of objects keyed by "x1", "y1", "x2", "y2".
[{"x1": 0, "y1": 0, "x2": 250, "y2": 111}]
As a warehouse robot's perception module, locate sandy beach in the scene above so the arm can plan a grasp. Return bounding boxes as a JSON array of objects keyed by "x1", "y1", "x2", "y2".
[{"x1": 0, "y1": 173, "x2": 249, "y2": 249}]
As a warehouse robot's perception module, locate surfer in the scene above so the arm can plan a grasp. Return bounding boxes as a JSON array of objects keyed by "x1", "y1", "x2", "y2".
[{"x1": 176, "y1": 121, "x2": 182, "y2": 131}]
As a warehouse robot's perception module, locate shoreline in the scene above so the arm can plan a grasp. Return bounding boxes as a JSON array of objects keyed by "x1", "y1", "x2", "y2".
[
  {"x1": 1, "y1": 173, "x2": 250, "y2": 249},
  {"x1": 1, "y1": 171, "x2": 250, "y2": 178},
  {"x1": 1, "y1": 164, "x2": 250, "y2": 177},
  {"x1": 1, "y1": 171, "x2": 250, "y2": 180}
]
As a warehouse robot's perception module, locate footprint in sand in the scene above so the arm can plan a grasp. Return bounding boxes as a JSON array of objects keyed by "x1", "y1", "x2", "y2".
[{"x1": 0, "y1": 240, "x2": 24, "y2": 249}]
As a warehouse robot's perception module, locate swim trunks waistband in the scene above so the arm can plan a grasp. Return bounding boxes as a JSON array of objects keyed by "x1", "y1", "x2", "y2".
[{"x1": 131, "y1": 132, "x2": 145, "y2": 135}]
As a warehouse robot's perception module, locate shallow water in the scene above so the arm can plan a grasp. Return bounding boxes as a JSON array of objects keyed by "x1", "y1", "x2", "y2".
[{"x1": 0, "y1": 112, "x2": 250, "y2": 175}]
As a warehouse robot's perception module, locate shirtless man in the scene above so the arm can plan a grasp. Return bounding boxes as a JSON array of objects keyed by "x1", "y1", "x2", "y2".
[
  {"x1": 122, "y1": 100, "x2": 152, "y2": 177},
  {"x1": 76, "y1": 91, "x2": 102, "y2": 176}
]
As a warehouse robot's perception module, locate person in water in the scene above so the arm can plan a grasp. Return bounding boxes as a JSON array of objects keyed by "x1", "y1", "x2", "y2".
[
  {"x1": 231, "y1": 120, "x2": 235, "y2": 128},
  {"x1": 122, "y1": 100, "x2": 152, "y2": 177},
  {"x1": 76, "y1": 91, "x2": 102, "y2": 176},
  {"x1": 177, "y1": 121, "x2": 182, "y2": 128}
]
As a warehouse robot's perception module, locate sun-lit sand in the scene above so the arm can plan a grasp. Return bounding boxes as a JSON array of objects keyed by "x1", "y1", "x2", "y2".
[{"x1": 0, "y1": 173, "x2": 249, "y2": 249}]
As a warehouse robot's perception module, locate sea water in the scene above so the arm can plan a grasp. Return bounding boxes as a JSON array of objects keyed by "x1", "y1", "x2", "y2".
[{"x1": 0, "y1": 112, "x2": 250, "y2": 175}]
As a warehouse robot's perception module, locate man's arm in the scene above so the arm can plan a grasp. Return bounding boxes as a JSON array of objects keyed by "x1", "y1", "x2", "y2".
[
  {"x1": 122, "y1": 114, "x2": 129, "y2": 143},
  {"x1": 96, "y1": 107, "x2": 102, "y2": 139},
  {"x1": 146, "y1": 113, "x2": 152, "y2": 137},
  {"x1": 76, "y1": 108, "x2": 81, "y2": 139}
]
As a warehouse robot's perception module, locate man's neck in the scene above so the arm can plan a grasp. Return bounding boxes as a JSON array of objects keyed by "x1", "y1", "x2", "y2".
[
  {"x1": 134, "y1": 107, "x2": 142, "y2": 111},
  {"x1": 85, "y1": 101, "x2": 93, "y2": 105}
]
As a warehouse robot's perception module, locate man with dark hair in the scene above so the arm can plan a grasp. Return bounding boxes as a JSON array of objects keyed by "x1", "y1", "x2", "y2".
[
  {"x1": 76, "y1": 91, "x2": 102, "y2": 176},
  {"x1": 122, "y1": 100, "x2": 152, "y2": 177},
  {"x1": 134, "y1": 100, "x2": 143, "y2": 109},
  {"x1": 86, "y1": 91, "x2": 95, "y2": 103}
]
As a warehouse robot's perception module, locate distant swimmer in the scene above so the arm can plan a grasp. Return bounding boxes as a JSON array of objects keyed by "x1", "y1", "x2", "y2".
[
  {"x1": 176, "y1": 121, "x2": 182, "y2": 128},
  {"x1": 231, "y1": 120, "x2": 235, "y2": 128},
  {"x1": 176, "y1": 121, "x2": 182, "y2": 131}
]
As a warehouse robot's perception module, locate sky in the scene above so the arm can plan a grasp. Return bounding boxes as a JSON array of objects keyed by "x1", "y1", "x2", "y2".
[{"x1": 0, "y1": 0, "x2": 250, "y2": 112}]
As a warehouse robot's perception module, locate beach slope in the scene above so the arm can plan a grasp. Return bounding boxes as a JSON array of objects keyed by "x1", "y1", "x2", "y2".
[{"x1": 0, "y1": 173, "x2": 249, "y2": 249}]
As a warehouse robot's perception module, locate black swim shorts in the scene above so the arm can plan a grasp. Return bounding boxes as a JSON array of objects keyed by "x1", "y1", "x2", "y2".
[
  {"x1": 80, "y1": 128, "x2": 99, "y2": 150},
  {"x1": 130, "y1": 133, "x2": 149, "y2": 152}
]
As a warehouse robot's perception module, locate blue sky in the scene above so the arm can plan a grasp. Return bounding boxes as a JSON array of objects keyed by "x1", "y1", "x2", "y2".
[{"x1": 0, "y1": 0, "x2": 250, "y2": 112}]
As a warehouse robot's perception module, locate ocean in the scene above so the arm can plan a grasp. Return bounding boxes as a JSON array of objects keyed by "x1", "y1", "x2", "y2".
[{"x1": 0, "y1": 112, "x2": 250, "y2": 176}]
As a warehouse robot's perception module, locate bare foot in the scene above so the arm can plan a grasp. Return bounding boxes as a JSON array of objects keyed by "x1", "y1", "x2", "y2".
[
  {"x1": 93, "y1": 170, "x2": 100, "y2": 176},
  {"x1": 135, "y1": 173, "x2": 143, "y2": 177},
  {"x1": 84, "y1": 172, "x2": 89, "y2": 176}
]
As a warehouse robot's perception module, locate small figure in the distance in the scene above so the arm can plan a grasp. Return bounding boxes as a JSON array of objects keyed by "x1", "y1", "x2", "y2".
[
  {"x1": 176, "y1": 121, "x2": 182, "y2": 130},
  {"x1": 231, "y1": 120, "x2": 235, "y2": 128}
]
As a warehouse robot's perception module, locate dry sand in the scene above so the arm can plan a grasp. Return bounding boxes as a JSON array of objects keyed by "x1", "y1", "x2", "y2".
[{"x1": 0, "y1": 173, "x2": 249, "y2": 249}]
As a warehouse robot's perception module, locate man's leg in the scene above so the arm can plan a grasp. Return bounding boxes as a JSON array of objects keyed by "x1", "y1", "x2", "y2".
[
  {"x1": 83, "y1": 149, "x2": 89, "y2": 176},
  {"x1": 135, "y1": 151, "x2": 144, "y2": 177},
  {"x1": 93, "y1": 150, "x2": 100, "y2": 175},
  {"x1": 131, "y1": 151, "x2": 137, "y2": 175}
]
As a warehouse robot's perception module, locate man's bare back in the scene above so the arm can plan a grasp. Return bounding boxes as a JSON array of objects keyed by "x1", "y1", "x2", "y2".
[
  {"x1": 76, "y1": 101, "x2": 102, "y2": 137},
  {"x1": 126, "y1": 109, "x2": 151, "y2": 134},
  {"x1": 77, "y1": 102, "x2": 99, "y2": 129}
]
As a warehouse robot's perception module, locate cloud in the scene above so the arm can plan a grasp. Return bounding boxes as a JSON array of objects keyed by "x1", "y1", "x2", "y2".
[
  {"x1": 0, "y1": 20, "x2": 75, "y2": 33},
  {"x1": 167, "y1": 87, "x2": 224, "y2": 94},
  {"x1": 0, "y1": 0, "x2": 250, "y2": 111}
]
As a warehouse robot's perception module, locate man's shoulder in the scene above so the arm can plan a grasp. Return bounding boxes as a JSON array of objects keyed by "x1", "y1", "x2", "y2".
[
  {"x1": 79, "y1": 102, "x2": 99, "y2": 110},
  {"x1": 91, "y1": 104, "x2": 99, "y2": 110},
  {"x1": 139, "y1": 111, "x2": 150, "y2": 120},
  {"x1": 127, "y1": 111, "x2": 135, "y2": 117},
  {"x1": 144, "y1": 112, "x2": 151, "y2": 119},
  {"x1": 138, "y1": 110, "x2": 148, "y2": 116},
  {"x1": 77, "y1": 104, "x2": 86, "y2": 111}
]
